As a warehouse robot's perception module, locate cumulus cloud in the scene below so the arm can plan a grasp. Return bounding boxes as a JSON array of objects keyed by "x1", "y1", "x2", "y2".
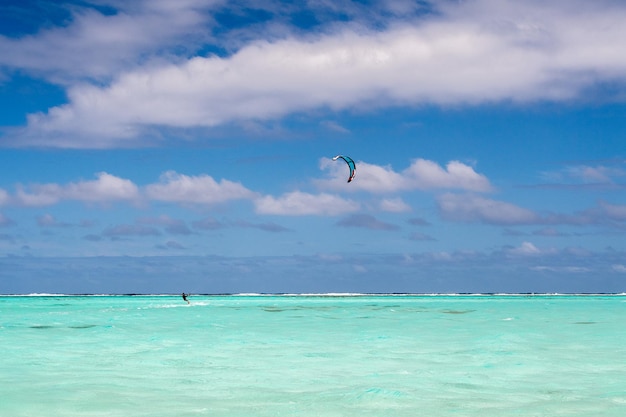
[
  {"x1": 4, "y1": 171, "x2": 260, "y2": 208},
  {"x1": 7, "y1": 0, "x2": 626, "y2": 147},
  {"x1": 378, "y1": 197, "x2": 411, "y2": 213},
  {"x1": 14, "y1": 183, "x2": 63, "y2": 207},
  {"x1": 319, "y1": 158, "x2": 492, "y2": 193},
  {"x1": 145, "y1": 171, "x2": 257, "y2": 205},
  {"x1": 405, "y1": 160, "x2": 493, "y2": 192},
  {"x1": 254, "y1": 191, "x2": 359, "y2": 216},
  {"x1": 14, "y1": 172, "x2": 139, "y2": 206},
  {"x1": 0, "y1": 1, "x2": 211, "y2": 83},
  {"x1": 67, "y1": 172, "x2": 139, "y2": 202},
  {"x1": 437, "y1": 193, "x2": 538, "y2": 225}
]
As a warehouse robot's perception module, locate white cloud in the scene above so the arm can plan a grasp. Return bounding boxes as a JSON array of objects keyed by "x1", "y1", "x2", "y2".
[
  {"x1": 506, "y1": 242, "x2": 562, "y2": 258},
  {"x1": 612, "y1": 264, "x2": 626, "y2": 273},
  {"x1": 437, "y1": 195, "x2": 626, "y2": 227},
  {"x1": 14, "y1": 172, "x2": 139, "y2": 207},
  {"x1": 145, "y1": 171, "x2": 257, "y2": 205},
  {"x1": 508, "y1": 241, "x2": 542, "y2": 256},
  {"x1": 14, "y1": 183, "x2": 63, "y2": 207},
  {"x1": 254, "y1": 191, "x2": 359, "y2": 216},
  {"x1": 437, "y1": 193, "x2": 538, "y2": 225},
  {"x1": 4, "y1": 171, "x2": 255, "y2": 208},
  {"x1": 378, "y1": 197, "x2": 411, "y2": 213},
  {"x1": 405, "y1": 159, "x2": 493, "y2": 192},
  {"x1": 0, "y1": 1, "x2": 212, "y2": 83},
  {"x1": 10, "y1": 0, "x2": 626, "y2": 147},
  {"x1": 572, "y1": 166, "x2": 620, "y2": 183},
  {"x1": 65, "y1": 172, "x2": 139, "y2": 202},
  {"x1": 542, "y1": 164, "x2": 626, "y2": 185},
  {"x1": 319, "y1": 159, "x2": 404, "y2": 192},
  {"x1": 318, "y1": 158, "x2": 492, "y2": 193}
]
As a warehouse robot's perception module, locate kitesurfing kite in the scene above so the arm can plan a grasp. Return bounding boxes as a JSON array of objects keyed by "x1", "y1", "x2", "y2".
[{"x1": 333, "y1": 155, "x2": 356, "y2": 183}]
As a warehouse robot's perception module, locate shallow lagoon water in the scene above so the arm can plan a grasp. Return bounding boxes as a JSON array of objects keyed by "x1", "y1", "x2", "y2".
[{"x1": 1, "y1": 295, "x2": 625, "y2": 416}]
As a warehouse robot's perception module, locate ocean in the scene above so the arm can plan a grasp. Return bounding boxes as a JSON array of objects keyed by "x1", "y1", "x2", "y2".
[{"x1": 1, "y1": 294, "x2": 625, "y2": 416}]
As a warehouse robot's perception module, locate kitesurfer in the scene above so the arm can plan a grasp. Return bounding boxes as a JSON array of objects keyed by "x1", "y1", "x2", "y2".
[{"x1": 182, "y1": 293, "x2": 190, "y2": 304}]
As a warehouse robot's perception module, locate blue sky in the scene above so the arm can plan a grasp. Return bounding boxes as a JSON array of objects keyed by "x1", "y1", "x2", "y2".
[{"x1": 1, "y1": 0, "x2": 625, "y2": 294}]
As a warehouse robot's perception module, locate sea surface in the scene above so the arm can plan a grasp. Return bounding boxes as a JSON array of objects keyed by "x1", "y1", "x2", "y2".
[{"x1": 1, "y1": 294, "x2": 625, "y2": 416}]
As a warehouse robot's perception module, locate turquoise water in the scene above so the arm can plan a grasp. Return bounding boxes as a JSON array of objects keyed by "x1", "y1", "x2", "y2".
[{"x1": 1, "y1": 295, "x2": 625, "y2": 416}]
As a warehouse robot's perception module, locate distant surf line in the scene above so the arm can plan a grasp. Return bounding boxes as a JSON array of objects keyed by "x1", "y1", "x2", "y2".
[{"x1": 4, "y1": 292, "x2": 626, "y2": 297}]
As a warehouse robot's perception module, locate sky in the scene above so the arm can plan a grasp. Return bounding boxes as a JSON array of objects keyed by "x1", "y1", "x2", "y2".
[{"x1": 1, "y1": 0, "x2": 625, "y2": 294}]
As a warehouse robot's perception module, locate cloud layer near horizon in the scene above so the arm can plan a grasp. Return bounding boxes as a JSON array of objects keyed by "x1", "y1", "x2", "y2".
[
  {"x1": 3, "y1": 0, "x2": 626, "y2": 148},
  {"x1": 0, "y1": 158, "x2": 490, "y2": 213},
  {"x1": 1, "y1": 159, "x2": 624, "y2": 228}
]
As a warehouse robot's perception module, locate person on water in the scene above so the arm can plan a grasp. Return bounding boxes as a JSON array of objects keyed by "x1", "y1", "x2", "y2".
[{"x1": 182, "y1": 293, "x2": 190, "y2": 304}]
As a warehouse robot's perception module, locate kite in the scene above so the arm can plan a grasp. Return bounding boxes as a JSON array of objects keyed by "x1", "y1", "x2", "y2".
[{"x1": 332, "y1": 155, "x2": 356, "y2": 183}]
